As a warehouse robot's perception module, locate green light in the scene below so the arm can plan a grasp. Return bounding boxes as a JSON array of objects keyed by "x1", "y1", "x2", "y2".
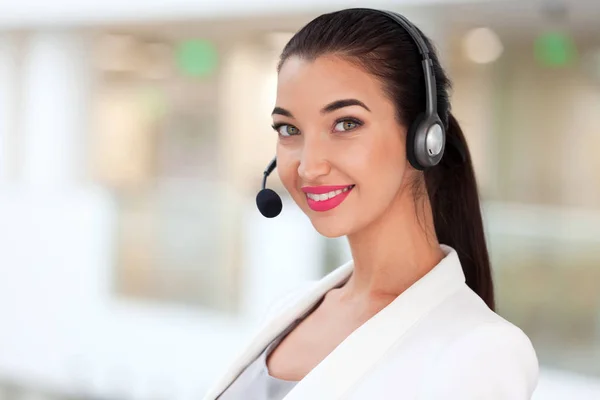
[
  {"x1": 534, "y1": 31, "x2": 577, "y2": 68},
  {"x1": 175, "y1": 39, "x2": 218, "y2": 78}
]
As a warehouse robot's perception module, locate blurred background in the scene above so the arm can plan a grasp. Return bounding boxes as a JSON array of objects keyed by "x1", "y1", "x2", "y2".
[{"x1": 0, "y1": 0, "x2": 599, "y2": 399}]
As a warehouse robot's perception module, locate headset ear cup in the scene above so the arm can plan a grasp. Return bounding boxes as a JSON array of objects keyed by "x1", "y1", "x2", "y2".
[{"x1": 406, "y1": 113, "x2": 426, "y2": 170}]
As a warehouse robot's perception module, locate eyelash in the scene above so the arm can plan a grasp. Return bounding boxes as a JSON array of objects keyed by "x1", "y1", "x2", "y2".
[{"x1": 271, "y1": 117, "x2": 364, "y2": 137}]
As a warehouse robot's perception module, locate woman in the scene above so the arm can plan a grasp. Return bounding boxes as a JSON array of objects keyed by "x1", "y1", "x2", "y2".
[{"x1": 204, "y1": 7, "x2": 539, "y2": 400}]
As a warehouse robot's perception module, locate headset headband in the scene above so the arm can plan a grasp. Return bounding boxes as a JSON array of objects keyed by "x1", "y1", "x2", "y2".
[{"x1": 348, "y1": 8, "x2": 438, "y2": 116}]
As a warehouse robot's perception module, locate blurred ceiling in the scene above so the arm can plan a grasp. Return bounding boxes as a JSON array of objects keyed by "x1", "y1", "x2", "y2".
[
  {"x1": 0, "y1": 0, "x2": 510, "y2": 29},
  {"x1": 3, "y1": 0, "x2": 598, "y2": 53},
  {"x1": 444, "y1": 0, "x2": 600, "y2": 40},
  {"x1": 92, "y1": 0, "x2": 600, "y2": 44}
]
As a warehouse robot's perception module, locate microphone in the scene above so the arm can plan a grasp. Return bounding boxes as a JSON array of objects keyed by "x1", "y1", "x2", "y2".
[{"x1": 256, "y1": 157, "x2": 282, "y2": 218}]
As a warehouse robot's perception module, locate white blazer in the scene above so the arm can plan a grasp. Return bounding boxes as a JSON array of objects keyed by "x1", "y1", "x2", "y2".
[{"x1": 204, "y1": 245, "x2": 539, "y2": 399}]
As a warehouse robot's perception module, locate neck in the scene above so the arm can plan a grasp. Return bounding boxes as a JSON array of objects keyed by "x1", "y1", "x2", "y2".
[{"x1": 341, "y1": 188, "x2": 445, "y2": 304}]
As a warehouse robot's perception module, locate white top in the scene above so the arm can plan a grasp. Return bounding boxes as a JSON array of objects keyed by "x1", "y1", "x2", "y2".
[
  {"x1": 204, "y1": 245, "x2": 539, "y2": 400},
  {"x1": 215, "y1": 325, "x2": 300, "y2": 400},
  {"x1": 217, "y1": 277, "x2": 349, "y2": 400},
  {"x1": 215, "y1": 300, "x2": 315, "y2": 399}
]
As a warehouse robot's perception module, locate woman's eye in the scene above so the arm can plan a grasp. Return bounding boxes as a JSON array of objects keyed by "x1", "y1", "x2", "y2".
[
  {"x1": 334, "y1": 119, "x2": 360, "y2": 132},
  {"x1": 276, "y1": 124, "x2": 300, "y2": 137}
]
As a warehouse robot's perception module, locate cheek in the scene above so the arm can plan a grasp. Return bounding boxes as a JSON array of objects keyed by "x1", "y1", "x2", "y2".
[
  {"x1": 275, "y1": 146, "x2": 299, "y2": 192},
  {"x1": 350, "y1": 132, "x2": 406, "y2": 186}
]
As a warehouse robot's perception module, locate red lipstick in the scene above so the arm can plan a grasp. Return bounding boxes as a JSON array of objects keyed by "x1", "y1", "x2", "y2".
[{"x1": 301, "y1": 185, "x2": 354, "y2": 212}]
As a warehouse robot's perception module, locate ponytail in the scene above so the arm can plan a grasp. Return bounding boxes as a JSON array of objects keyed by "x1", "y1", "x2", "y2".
[{"x1": 425, "y1": 113, "x2": 495, "y2": 310}]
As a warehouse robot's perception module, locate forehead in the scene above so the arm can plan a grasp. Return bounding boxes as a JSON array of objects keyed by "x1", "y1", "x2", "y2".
[{"x1": 276, "y1": 55, "x2": 387, "y2": 111}]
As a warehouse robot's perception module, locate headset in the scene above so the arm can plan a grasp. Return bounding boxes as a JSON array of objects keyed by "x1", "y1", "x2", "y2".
[{"x1": 256, "y1": 8, "x2": 447, "y2": 218}]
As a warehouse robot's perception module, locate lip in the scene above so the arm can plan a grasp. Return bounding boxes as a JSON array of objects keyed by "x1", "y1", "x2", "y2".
[
  {"x1": 302, "y1": 184, "x2": 354, "y2": 212},
  {"x1": 301, "y1": 185, "x2": 353, "y2": 194}
]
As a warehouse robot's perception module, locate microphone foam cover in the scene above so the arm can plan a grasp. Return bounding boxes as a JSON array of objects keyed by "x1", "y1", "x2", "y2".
[{"x1": 256, "y1": 188, "x2": 282, "y2": 218}]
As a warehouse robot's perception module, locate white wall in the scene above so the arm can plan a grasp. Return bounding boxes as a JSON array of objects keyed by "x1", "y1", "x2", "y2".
[
  {"x1": 0, "y1": 34, "x2": 18, "y2": 183},
  {"x1": 20, "y1": 32, "x2": 89, "y2": 187}
]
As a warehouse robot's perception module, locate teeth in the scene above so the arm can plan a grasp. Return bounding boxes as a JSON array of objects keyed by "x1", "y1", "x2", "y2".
[{"x1": 306, "y1": 186, "x2": 353, "y2": 202}]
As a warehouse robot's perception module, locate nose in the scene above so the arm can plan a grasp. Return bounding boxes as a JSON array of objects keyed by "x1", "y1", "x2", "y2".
[{"x1": 297, "y1": 136, "x2": 331, "y2": 183}]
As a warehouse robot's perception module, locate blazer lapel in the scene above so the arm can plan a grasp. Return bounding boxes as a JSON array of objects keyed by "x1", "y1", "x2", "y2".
[
  {"x1": 282, "y1": 246, "x2": 465, "y2": 400},
  {"x1": 202, "y1": 260, "x2": 354, "y2": 400}
]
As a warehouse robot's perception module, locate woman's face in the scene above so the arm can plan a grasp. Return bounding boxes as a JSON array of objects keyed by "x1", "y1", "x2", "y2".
[{"x1": 273, "y1": 54, "x2": 411, "y2": 238}]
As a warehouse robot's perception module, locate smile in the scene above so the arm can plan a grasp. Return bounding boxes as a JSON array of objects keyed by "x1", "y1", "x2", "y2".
[{"x1": 301, "y1": 184, "x2": 355, "y2": 212}]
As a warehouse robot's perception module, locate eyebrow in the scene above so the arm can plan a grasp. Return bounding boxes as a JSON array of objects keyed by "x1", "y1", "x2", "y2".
[
  {"x1": 271, "y1": 106, "x2": 293, "y2": 117},
  {"x1": 321, "y1": 99, "x2": 371, "y2": 114},
  {"x1": 271, "y1": 98, "x2": 371, "y2": 118}
]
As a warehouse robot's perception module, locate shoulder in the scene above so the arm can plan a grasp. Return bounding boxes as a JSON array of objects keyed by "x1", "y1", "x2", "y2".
[{"x1": 420, "y1": 291, "x2": 539, "y2": 399}]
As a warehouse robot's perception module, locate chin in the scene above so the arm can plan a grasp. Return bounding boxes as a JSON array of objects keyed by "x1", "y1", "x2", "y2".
[
  {"x1": 311, "y1": 222, "x2": 348, "y2": 238},
  {"x1": 305, "y1": 211, "x2": 359, "y2": 238},
  {"x1": 292, "y1": 190, "x2": 366, "y2": 238}
]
